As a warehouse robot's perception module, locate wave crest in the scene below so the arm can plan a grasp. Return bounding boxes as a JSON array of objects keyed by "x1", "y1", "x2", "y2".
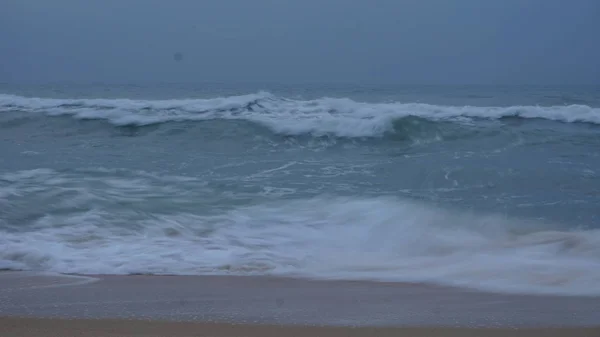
[{"x1": 1, "y1": 92, "x2": 599, "y2": 138}]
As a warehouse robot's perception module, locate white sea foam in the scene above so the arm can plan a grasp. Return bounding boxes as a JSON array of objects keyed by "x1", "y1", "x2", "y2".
[
  {"x1": 1, "y1": 169, "x2": 599, "y2": 296},
  {"x1": 1, "y1": 93, "x2": 599, "y2": 137}
]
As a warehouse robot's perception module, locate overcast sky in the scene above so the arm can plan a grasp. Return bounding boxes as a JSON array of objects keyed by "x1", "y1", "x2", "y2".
[{"x1": 2, "y1": 0, "x2": 599, "y2": 85}]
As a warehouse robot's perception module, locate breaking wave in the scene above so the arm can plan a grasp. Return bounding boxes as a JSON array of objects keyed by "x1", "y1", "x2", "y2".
[
  {"x1": 1, "y1": 92, "x2": 599, "y2": 138},
  {"x1": 1, "y1": 169, "x2": 600, "y2": 296}
]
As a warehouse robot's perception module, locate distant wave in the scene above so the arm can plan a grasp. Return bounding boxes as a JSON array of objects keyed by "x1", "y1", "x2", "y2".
[
  {"x1": 1, "y1": 92, "x2": 599, "y2": 138},
  {"x1": 1, "y1": 169, "x2": 600, "y2": 296}
]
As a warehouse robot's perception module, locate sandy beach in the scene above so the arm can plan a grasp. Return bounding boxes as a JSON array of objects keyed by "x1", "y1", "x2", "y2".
[
  {"x1": 2, "y1": 317, "x2": 600, "y2": 337},
  {"x1": 1, "y1": 272, "x2": 599, "y2": 336}
]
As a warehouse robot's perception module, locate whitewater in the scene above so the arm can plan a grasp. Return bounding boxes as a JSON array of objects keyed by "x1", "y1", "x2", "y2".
[
  {"x1": 1, "y1": 92, "x2": 600, "y2": 137},
  {"x1": 1, "y1": 86, "x2": 599, "y2": 297}
]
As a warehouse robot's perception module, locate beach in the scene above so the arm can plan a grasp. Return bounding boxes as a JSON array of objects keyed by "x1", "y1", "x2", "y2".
[
  {"x1": 3, "y1": 0, "x2": 600, "y2": 334},
  {"x1": 3, "y1": 317, "x2": 599, "y2": 337},
  {"x1": 1, "y1": 272, "x2": 599, "y2": 336}
]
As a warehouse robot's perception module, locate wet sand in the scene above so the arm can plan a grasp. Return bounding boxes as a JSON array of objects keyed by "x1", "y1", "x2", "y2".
[
  {"x1": 1, "y1": 272, "x2": 599, "y2": 336},
  {"x1": 2, "y1": 317, "x2": 599, "y2": 337}
]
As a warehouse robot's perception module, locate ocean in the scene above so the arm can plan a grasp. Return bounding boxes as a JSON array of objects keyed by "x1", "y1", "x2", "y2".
[{"x1": 1, "y1": 83, "x2": 599, "y2": 296}]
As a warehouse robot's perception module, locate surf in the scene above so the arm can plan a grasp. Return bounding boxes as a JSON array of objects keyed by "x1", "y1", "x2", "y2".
[
  {"x1": 1, "y1": 93, "x2": 599, "y2": 139},
  {"x1": 1, "y1": 168, "x2": 599, "y2": 296}
]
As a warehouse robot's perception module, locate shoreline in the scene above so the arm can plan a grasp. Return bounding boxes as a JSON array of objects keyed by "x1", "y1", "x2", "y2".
[
  {"x1": 4, "y1": 269, "x2": 600, "y2": 299},
  {"x1": 2, "y1": 317, "x2": 599, "y2": 337},
  {"x1": 1, "y1": 272, "x2": 599, "y2": 329}
]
